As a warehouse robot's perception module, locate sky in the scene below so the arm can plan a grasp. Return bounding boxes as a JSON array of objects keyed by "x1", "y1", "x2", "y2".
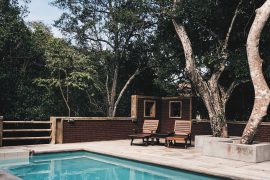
[{"x1": 23, "y1": 0, "x2": 63, "y2": 37}]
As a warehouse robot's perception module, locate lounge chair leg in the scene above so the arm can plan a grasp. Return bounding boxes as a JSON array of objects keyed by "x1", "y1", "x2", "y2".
[
  {"x1": 185, "y1": 139, "x2": 187, "y2": 149},
  {"x1": 145, "y1": 138, "x2": 149, "y2": 146},
  {"x1": 151, "y1": 137, "x2": 154, "y2": 145},
  {"x1": 168, "y1": 140, "x2": 172, "y2": 147},
  {"x1": 130, "y1": 138, "x2": 134, "y2": 146}
]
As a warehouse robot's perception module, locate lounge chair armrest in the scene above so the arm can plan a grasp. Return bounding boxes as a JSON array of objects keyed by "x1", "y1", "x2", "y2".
[
  {"x1": 132, "y1": 128, "x2": 138, "y2": 133},
  {"x1": 175, "y1": 133, "x2": 190, "y2": 136},
  {"x1": 132, "y1": 128, "x2": 143, "y2": 134},
  {"x1": 167, "y1": 131, "x2": 175, "y2": 135}
]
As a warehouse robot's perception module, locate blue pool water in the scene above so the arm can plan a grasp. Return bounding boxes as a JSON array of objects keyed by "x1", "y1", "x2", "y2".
[{"x1": 1, "y1": 151, "x2": 228, "y2": 180}]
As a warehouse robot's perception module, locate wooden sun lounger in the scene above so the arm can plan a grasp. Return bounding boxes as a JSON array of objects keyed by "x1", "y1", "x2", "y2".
[
  {"x1": 165, "y1": 120, "x2": 192, "y2": 149},
  {"x1": 129, "y1": 120, "x2": 159, "y2": 145}
]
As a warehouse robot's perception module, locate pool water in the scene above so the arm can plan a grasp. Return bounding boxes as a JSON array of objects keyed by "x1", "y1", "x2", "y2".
[{"x1": 1, "y1": 151, "x2": 228, "y2": 180}]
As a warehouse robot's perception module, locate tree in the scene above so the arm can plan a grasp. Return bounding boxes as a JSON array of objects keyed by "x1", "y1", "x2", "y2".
[
  {"x1": 52, "y1": 0, "x2": 161, "y2": 116},
  {"x1": 241, "y1": 0, "x2": 270, "y2": 144},
  {"x1": 0, "y1": 0, "x2": 57, "y2": 119},
  {"x1": 172, "y1": 0, "x2": 251, "y2": 137},
  {"x1": 33, "y1": 23, "x2": 98, "y2": 117},
  {"x1": 150, "y1": 14, "x2": 187, "y2": 96}
]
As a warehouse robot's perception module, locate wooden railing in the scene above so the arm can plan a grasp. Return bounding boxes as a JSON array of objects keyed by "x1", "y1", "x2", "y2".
[{"x1": 1, "y1": 118, "x2": 52, "y2": 146}]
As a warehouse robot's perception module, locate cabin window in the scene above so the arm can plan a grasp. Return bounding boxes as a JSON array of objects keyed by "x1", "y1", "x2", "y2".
[
  {"x1": 169, "y1": 101, "x2": 182, "y2": 118},
  {"x1": 144, "y1": 100, "x2": 156, "y2": 117}
]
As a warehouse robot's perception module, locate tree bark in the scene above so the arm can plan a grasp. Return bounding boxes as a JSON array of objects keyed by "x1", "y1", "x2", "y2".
[
  {"x1": 173, "y1": 20, "x2": 228, "y2": 137},
  {"x1": 108, "y1": 64, "x2": 119, "y2": 117},
  {"x1": 112, "y1": 69, "x2": 140, "y2": 117},
  {"x1": 241, "y1": 0, "x2": 270, "y2": 144},
  {"x1": 172, "y1": 0, "x2": 245, "y2": 137}
]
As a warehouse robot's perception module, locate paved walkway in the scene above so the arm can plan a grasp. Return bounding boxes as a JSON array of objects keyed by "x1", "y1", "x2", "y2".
[{"x1": 1, "y1": 140, "x2": 270, "y2": 180}]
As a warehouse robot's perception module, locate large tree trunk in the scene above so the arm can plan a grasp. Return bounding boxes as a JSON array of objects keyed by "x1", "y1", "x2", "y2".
[
  {"x1": 173, "y1": 21, "x2": 228, "y2": 137},
  {"x1": 241, "y1": 0, "x2": 270, "y2": 144},
  {"x1": 172, "y1": 0, "x2": 244, "y2": 137},
  {"x1": 203, "y1": 89, "x2": 227, "y2": 137},
  {"x1": 204, "y1": 97, "x2": 227, "y2": 137}
]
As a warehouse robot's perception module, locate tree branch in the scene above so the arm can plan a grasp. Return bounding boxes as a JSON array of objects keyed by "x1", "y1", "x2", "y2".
[
  {"x1": 112, "y1": 69, "x2": 140, "y2": 117},
  {"x1": 86, "y1": 37, "x2": 114, "y2": 49},
  {"x1": 224, "y1": 78, "x2": 250, "y2": 104},
  {"x1": 222, "y1": 0, "x2": 243, "y2": 53},
  {"x1": 86, "y1": 91, "x2": 106, "y2": 115},
  {"x1": 172, "y1": 20, "x2": 196, "y2": 74},
  {"x1": 105, "y1": 71, "x2": 110, "y2": 107},
  {"x1": 195, "y1": 21, "x2": 220, "y2": 42},
  {"x1": 58, "y1": 71, "x2": 71, "y2": 117},
  {"x1": 210, "y1": 0, "x2": 243, "y2": 84},
  {"x1": 218, "y1": 84, "x2": 226, "y2": 99},
  {"x1": 173, "y1": 18, "x2": 212, "y2": 113}
]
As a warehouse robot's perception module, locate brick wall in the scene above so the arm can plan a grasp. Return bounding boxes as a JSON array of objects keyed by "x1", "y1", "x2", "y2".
[
  {"x1": 191, "y1": 121, "x2": 270, "y2": 142},
  {"x1": 63, "y1": 119, "x2": 136, "y2": 143},
  {"x1": 60, "y1": 118, "x2": 269, "y2": 143}
]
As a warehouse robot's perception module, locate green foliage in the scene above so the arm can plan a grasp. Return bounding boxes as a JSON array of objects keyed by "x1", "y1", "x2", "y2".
[
  {"x1": 0, "y1": 2, "x2": 70, "y2": 119},
  {"x1": 37, "y1": 38, "x2": 96, "y2": 90},
  {"x1": 51, "y1": 0, "x2": 168, "y2": 116},
  {"x1": 0, "y1": 0, "x2": 269, "y2": 120},
  {"x1": 31, "y1": 23, "x2": 99, "y2": 116},
  {"x1": 149, "y1": 3, "x2": 187, "y2": 95}
]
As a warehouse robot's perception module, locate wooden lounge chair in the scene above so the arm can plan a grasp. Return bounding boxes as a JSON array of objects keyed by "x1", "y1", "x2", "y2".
[
  {"x1": 165, "y1": 120, "x2": 192, "y2": 148},
  {"x1": 129, "y1": 120, "x2": 159, "y2": 145}
]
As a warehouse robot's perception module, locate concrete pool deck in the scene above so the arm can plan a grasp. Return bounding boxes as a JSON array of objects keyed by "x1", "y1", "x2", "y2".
[{"x1": 0, "y1": 140, "x2": 270, "y2": 180}]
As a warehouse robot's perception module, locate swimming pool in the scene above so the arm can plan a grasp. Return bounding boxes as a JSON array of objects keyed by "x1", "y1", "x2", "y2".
[{"x1": 1, "y1": 151, "x2": 229, "y2": 180}]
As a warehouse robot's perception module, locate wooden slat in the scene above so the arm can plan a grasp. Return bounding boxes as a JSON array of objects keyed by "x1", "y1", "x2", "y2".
[
  {"x1": 174, "y1": 120, "x2": 191, "y2": 134},
  {"x1": 3, "y1": 129, "x2": 52, "y2": 132},
  {"x1": 3, "y1": 121, "x2": 51, "y2": 124},
  {"x1": 143, "y1": 119, "x2": 159, "y2": 133},
  {"x1": 3, "y1": 136, "x2": 51, "y2": 140}
]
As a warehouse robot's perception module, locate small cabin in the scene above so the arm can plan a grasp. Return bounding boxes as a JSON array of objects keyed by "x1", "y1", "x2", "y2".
[{"x1": 131, "y1": 95, "x2": 192, "y2": 133}]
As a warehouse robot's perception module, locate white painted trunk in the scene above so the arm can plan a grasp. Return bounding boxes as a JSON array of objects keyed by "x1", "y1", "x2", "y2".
[{"x1": 241, "y1": 0, "x2": 270, "y2": 144}]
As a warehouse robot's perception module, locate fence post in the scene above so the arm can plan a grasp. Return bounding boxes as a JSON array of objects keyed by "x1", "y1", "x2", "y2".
[
  {"x1": 50, "y1": 116, "x2": 56, "y2": 144},
  {"x1": 0, "y1": 116, "x2": 3, "y2": 147}
]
